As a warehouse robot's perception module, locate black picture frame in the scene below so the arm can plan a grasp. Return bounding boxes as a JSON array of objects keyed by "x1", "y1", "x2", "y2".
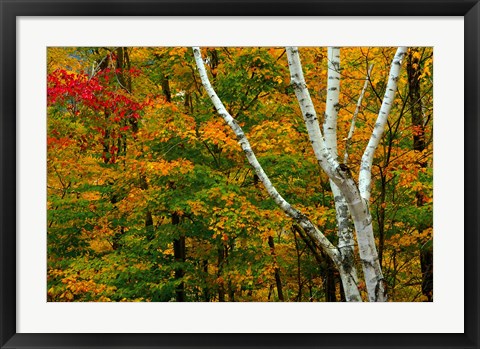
[{"x1": 1, "y1": 1, "x2": 478, "y2": 348}]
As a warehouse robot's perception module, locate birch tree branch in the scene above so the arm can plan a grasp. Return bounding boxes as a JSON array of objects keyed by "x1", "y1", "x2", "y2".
[
  {"x1": 324, "y1": 47, "x2": 341, "y2": 156},
  {"x1": 192, "y1": 47, "x2": 341, "y2": 263},
  {"x1": 344, "y1": 64, "x2": 373, "y2": 165},
  {"x1": 359, "y1": 47, "x2": 407, "y2": 201},
  {"x1": 286, "y1": 47, "x2": 340, "y2": 180},
  {"x1": 323, "y1": 48, "x2": 359, "y2": 295}
]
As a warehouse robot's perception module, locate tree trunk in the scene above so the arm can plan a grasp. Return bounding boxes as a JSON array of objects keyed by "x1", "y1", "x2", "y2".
[
  {"x1": 293, "y1": 224, "x2": 354, "y2": 302},
  {"x1": 140, "y1": 175, "x2": 154, "y2": 241},
  {"x1": 323, "y1": 47, "x2": 360, "y2": 301},
  {"x1": 292, "y1": 230, "x2": 303, "y2": 302},
  {"x1": 324, "y1": 257, "x2": 337, "y2": 302},
  {"x1": 420, "y1": 244, "x2": 433, "y2": 301},
  {"x1": 407, "y1": 48, "x2": 426, "y2": 152},
  {"x1": 377, "y1": 172, "x2": 387, "y2": 267},
  {"x1": 202, "y1": 260, "x2": 211, "y2": 301},
  {"x1": 217, "y1": 245, "x2": 225, "y2": 302},
  {"x1": 407, "y1": 47, "x2": 433, "y2": 301},
  {"x1": 267, "y1": 235, "x2": 284, "y2": 301},
  {"x1": 172, "y1": 212, "x2": 185, "y2": 302}
]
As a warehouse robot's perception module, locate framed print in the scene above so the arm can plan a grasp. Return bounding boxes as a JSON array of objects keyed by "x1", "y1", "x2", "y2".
[{"x1": 1, "y1": 0, "x2": 479, "y2": 348}]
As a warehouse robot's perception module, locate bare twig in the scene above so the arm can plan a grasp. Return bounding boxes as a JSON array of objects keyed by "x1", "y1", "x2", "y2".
[{"x1": 344, "y1": 64, "x2": 373, "y2": 165}]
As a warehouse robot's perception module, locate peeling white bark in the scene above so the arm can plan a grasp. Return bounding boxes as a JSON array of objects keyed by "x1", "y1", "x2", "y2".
[
  {"x1": 285, "y1": 47, "x2": 340, "y2": 180},
  {"x1": 324, "y1": 47, "x2": 341, "y2": 156},
  {"x1": 336, "y1": 169, "x2": 387, "y2": 302},
  {"x1": 347, "y1": 195, "x2": 387, "y2": 302},
  {"x1": 359, "y1": 47, "x2": 407, "y2": 201},
  {"x1": 324, "y1": 48, "x2": 360, "y2": 302},
  {"x1": 333, "y1": 188, "x2": 361, "y2": 302}
]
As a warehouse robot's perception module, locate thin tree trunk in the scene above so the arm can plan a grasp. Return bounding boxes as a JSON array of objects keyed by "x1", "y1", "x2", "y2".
[
  {"x1": 225, "y1": 243, "x2": 235, "y2": 302},
  {"x1": 202, "y1": 260, "x2": 211, "y2": 301},
  {"x1": 161, "y1": 74, "x2": 172, "y2": 103},
  {"x1": 420, "y1": 246, "x2": 433, "y2": 301},
  {"x1": 139, "y1": 175, "x2": 154, "y2": 241},
  {"x1": 293, "y1": 225, "x2": 340, "y2": 302},
  {"x1": 325, "y1": 257, "x2": 337, "y2": 302},
  {"x1": 292, "y1": 230, "x2": 303, "y2": 302},
  {"x1": 267, "y1": 236, "x2": 285, "y2": 301},
  {"x1": 407, "y1": 48, "x2": 426, "y2": 152},
  {"x1": 217, "y1": 246, "x2": 225, "y2": 302},
  {"x1": 115, "y1": 48, "x2": 133, "y2": 154},
  {"x1": 377, "y1": 172, "x2": 387, "y2": 267},
  {"x1": 172, "y1": 212, "x2": 185, "y2": 302}
]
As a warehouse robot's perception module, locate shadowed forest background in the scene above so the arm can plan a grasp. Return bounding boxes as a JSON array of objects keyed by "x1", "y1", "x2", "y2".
[{"x1": 47, "y1": 47, "x2": 433, "y2": 302}]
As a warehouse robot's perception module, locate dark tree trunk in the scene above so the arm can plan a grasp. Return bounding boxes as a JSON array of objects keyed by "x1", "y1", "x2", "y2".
[
  {"x1": 161, "y1": 74, "x2": 172, "y2": 103},
  {"x1": 115, "y1": 47, "x2": 136, "y2": 149},
  {"x1": 112, "y1": 226, "x2": 123, "y2": 251},
  {"x1": 217, "y1": 246, "x2": 225, "y2": 302},
  {"x1": 228, "y1": 282, "x2": 235, "y2": 302},
  {"x1": 202, "y1": 260, "x2": 211, "y2": 302},
  {"x1": 224, "y1": 244, "x2": 235, "y2": 302},
  {"x1": 267, "y1": 236, "x2": 285, "y2": 301},
  {"x1": 407, "y1": 48, "x2": 426, "y2": 152},
  {"x1": 420, "y1": 243, "x2": 433, "y2": 301},
  {"x1": 145, "y1": 211, "x2": 154, "y2": 232},
  {"x1": 407, "y1": 48, "x2": 433, "y2": 302},
  {"x1": 324, "y1": 258, "x2": 337, "y2": 302},
  {"x1": 339, "y1": 276, "x2": 346, "y2": 302},
  {"x1": 292, "y1": 229, "x2": 303, "y2": 302},
  {"x1": 139, "y1": 175, "x2": 154, "y2": 241},
  {"x1": 293, "y1": 224, "x2": 339, "y2": 302},
  {"x1": 172, "y1": 212, "x2": 186, "y2": 302}
]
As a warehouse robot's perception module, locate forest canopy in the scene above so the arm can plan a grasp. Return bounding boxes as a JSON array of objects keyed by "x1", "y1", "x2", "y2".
[{"x1": 47, "y1": 47, "x2": 433, "y2": 302}]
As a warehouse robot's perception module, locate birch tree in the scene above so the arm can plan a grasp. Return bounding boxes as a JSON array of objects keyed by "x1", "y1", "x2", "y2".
[{"x1": 193, "y1": 46, "x2": 407, "y2": 302}]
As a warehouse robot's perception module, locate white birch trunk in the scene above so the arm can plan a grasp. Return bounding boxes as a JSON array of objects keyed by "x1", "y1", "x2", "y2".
[
  {"x1": 336, "y1": 171, "x2": 387, "y2": 302},
  {"x1": 287, "y1": 47, "x2": 387, "y2": 302},
  {"x1": 288, "y1": 47, "x2": 366, "y2": 301},
  {"x1": 285, "y1": 47, "x2": 340, "y2": 180},
  {"x1": 324, "y1": 47, "x2": 341, "y2": 156},
  {"x1": 324, "y1": 48, "x2": 360, "y2": 301},
  {"x1": 359, "y1": 47, "x2": 407, "y2": 201},
  {"x1": 354, "y1": 47, "x2": 406, "y2": 300}
]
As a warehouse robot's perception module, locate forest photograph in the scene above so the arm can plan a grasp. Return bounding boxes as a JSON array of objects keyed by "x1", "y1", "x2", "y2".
[{"x1": 47, "y1": 46, "x2": 433, "y2": 303}]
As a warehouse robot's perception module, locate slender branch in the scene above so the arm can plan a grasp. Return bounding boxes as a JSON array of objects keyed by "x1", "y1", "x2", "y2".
[
  {"x1": 359, "y1": 47, "x2": 407, "y2": 201},
  {"x1": 344, "y1": 64, "x2": 373, "y2": 165}
]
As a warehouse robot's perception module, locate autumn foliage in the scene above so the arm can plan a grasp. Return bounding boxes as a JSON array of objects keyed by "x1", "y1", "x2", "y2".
[{"x1": 47, "y1": 47, "x2": 433, "y2": 302}]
